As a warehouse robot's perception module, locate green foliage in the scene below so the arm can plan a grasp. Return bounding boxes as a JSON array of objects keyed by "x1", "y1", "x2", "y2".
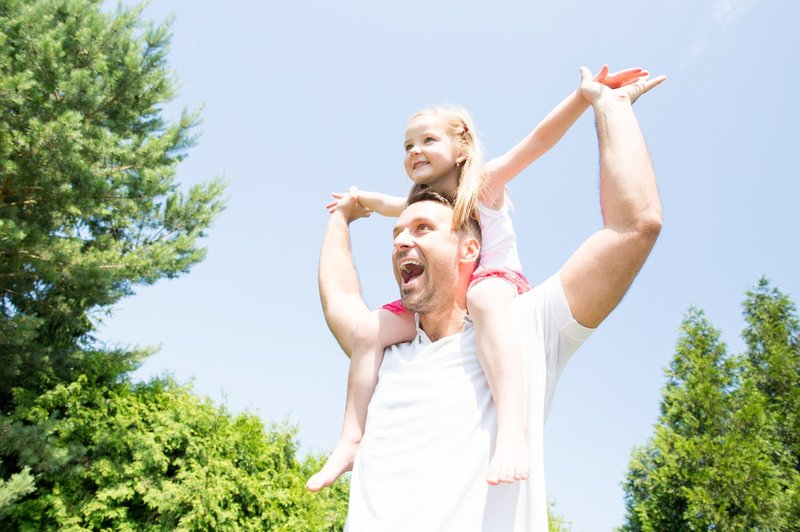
[
  {"x1": 0, "y1": 0, "x2": 225, "y2": 406},
  {"x1": 0, "y1": 375, "x2": 349, "y2": 530},
  {"x1": 547, "y1": 500, "x2": 572, "y2": 531},
  {"x1": 742, "y1": 279, "x2": 800, "y2": 520},
  {"x1": 743, "y1": 279, "x2": 800, "y2": 463},
  {"x1": 0, "y1": 460, "x2": 34, "y2": 517},
  {"x1": 0, "y1": 1, "x2": 351, "y2": 529},
  {"x1": 621, "y1": 279, "x2": 800, "y2": 530}
]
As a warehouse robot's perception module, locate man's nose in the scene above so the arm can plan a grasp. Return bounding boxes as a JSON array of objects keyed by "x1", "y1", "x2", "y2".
[{"x1": 393, "y1": 229, "x2": 413, "y2": 250}]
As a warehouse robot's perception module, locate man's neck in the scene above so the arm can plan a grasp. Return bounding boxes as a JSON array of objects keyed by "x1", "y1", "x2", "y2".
[{"x1": 418, "y1": 304, "x2": 467, "y2": 343}]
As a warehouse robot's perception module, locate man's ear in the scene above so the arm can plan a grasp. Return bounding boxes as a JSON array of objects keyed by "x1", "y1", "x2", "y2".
[{"x1": 459, "y1": 236, "x2": 480, "y2": 264}]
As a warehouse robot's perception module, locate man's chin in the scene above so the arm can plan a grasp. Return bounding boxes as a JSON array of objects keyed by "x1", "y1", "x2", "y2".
[{"x1": 400, "y1": 290, "x2": 425, "y2": 313}]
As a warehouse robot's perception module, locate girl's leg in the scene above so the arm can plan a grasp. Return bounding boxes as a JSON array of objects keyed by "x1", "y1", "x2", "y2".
[
  {"x1": 306, "y1": 308, "x2": 416, "y2": 491},
  {"x1": 467, "y1": 278, "x2": 529, "y2": 485}
]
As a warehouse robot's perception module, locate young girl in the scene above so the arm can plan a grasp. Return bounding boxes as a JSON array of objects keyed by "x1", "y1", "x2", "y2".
[{"x1": 307, "y1": 66, "x2": 648, "y2": 492}]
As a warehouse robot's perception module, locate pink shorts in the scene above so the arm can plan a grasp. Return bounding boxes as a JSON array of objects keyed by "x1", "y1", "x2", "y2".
[
  {"x1": 468, "y1": 267, "x2": 532, "y2": 295},
  {"x1": 381, "y1": 268, "x2": 532, "y2": 314}
]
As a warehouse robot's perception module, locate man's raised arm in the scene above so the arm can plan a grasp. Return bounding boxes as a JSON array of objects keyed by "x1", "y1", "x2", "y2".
[
  {"x1": 560, "y1": 67, "x2": 666, "y2": 328},
  {"x1": 319, "y1": 188, "x2": 373, "y2": 357}
]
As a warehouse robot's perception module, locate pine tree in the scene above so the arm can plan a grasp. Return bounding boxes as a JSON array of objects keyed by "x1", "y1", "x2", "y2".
[
  {"x1": 0, "y1": 460, "x2": 34, "y2": 517},
  {"x1": 620, "y1": 305, "x2": 789, "y2": 530},
  {"x1": 0, "y1": 0, "x2": 225, "y2": 407},
  {"x1": 742, "y1": 278, "x2": 800, "y2": 521},
  {"x1": 0, "y1": 1, "x2": 354, "y2": 528}
]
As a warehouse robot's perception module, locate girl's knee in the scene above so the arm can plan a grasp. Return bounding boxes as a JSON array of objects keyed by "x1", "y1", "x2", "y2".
[
  {"x1": 467, "y1": 288, "x2": 492, "y2": 316},
  {"x1": 353, "y1": 309, "x2": 416, "y2": 351},
  {"x1": 353, "y1": 313, "x2": 381, "y2": 351},
  {"x1": 467, "y1": 279, "x2": 516, "y2": 316}
]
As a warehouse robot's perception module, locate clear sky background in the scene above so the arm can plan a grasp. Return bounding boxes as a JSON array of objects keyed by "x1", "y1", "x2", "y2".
[{"x1": 98, "y1": 1, "x2": 799, "y2": 530}]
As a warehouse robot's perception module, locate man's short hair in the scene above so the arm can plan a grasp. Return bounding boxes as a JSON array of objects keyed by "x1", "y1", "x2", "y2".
[{"x1": 406, "y1": 185, "x2": 482, "y2": 244}]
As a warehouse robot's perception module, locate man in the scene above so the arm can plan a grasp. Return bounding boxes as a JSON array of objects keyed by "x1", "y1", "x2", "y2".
[{"x1": 319, "y1": 67, "x2": 665, "y2": 531}]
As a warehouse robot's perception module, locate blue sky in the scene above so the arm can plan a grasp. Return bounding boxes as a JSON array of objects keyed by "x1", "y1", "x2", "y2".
[{"x1": 99, "y1": 1, "x2": 799, "y2": 529}]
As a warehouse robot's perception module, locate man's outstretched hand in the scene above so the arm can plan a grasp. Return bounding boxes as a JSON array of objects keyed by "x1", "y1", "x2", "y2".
[{"x1": 581, "y1": 65, "x2": 666, "y2": 105}]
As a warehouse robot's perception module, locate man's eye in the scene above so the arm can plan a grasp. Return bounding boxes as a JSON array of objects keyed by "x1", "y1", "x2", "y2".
[{"x1": 418, "y1": 224, "x2": 431, "y2": 232}]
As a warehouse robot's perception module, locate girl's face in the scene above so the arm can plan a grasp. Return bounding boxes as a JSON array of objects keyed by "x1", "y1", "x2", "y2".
[{"x1": 403, "y1": 114, "x2": 464, "y2": 195}]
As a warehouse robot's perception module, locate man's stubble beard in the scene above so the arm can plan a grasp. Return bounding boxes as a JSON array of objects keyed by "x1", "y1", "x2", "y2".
[
  {"x1": 400, "y1": 271, "x2": 455, "y2": 315},
  {"x1": 400, "y1": 286, "x2": 432, "y2": 314}
]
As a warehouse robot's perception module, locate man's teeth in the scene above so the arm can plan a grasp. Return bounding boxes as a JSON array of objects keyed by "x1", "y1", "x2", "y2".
[
  {"x1": 400, "y1": 261, "x2": 424, "y2": 283},
  {"x1": 400, "y1": 261, "x2": 422, "y2": 273}
]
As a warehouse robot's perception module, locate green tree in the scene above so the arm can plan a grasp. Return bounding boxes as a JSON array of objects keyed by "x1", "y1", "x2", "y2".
[
  {"x1": 742, "y1": 279, "x2": 800, "y2": 520},
  {"x1": 621, "y1": 283, "x2": 798, "y2": 530},
  {"x1": 0, "y1": 0, "x2": 224, "y2": 407},
  {"x1": 0, "y1": 1, "x2": 351, "y2": 528},
  {"x1": 0, "y1": 374, "x2": 348, "y2": 530},
  {"x1": 547, "y1": 500, "x2": 572, "y2": 532},
  {"x1": 0, "y1": 460, "x2": 34, "y2": 517}
]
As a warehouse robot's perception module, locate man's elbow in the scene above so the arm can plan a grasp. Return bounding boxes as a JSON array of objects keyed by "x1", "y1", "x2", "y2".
[
  {"x1": 634, "y1": 208, "x2": 663, "y2": 248},
  {"x1": 610, "y1": 202, "x2": 662, "y2": 242}
]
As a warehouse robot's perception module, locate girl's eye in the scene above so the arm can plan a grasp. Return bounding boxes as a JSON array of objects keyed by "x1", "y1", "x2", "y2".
[
  {"x1": 405, "y1": 144, "x2": 413, "y2": 152},
  {"x1": 424, "y1": 137, "x2": 435, "y2": 143}
]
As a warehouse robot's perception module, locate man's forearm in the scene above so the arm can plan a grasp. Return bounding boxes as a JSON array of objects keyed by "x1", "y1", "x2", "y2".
[
  {"x1": 558, "y1": 71, "x2": 664, "y2": 328},
  {"x1": 594, "y1": 94, "x2": 662, "y2": 232},
  {"x1": 319, "y1": 211, "x2": 370, "y2": 357}
]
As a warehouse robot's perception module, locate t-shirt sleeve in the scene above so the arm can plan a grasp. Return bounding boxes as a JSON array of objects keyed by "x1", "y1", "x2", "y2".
[{"x1": 513, "y1": 272, "x2": 594, "y2": 415}]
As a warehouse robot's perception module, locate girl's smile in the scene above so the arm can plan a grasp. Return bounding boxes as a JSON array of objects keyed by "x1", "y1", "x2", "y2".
[{"x1": 403, "y1": 115, "x2": 462, "y2": 194}]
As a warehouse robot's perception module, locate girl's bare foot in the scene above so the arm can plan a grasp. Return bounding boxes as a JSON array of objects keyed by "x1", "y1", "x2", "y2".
[
  {"x1": 485, "y1": 429, "x2": 529, "y2": 485},
  {"x1": 306, "y1": 440, "x2": 359, "y2": 492}
]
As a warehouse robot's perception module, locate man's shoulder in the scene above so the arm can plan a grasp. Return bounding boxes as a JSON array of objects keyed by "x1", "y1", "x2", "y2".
[
  {"x1": 511, "y1": 273, "x2": 562, "y2": 312},
  {"x1": 512, "y1": 272, "x2": 593, "y2": 338}
]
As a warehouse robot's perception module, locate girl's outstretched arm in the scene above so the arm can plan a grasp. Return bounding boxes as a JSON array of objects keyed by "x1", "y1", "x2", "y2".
[
  {"x1": 482, "y1": 65, "x2": 649, "y2": 207},
  {"x1": 327, "y1": 189, "x2": 406, "y2": 218}
]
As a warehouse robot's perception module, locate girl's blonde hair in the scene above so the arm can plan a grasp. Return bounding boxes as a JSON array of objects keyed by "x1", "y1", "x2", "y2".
[{"x1": 405, "y1": 106, "x2": 485, "y2": 231}]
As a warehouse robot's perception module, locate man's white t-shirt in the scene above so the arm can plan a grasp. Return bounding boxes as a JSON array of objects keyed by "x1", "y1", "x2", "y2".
[{"x1": 345, "y1": 273, "x2": 593, "y2": 531}]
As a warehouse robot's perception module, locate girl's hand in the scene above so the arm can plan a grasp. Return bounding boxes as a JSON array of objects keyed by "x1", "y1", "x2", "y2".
[
  {"x1": 326, "y1": 187, "x2": 373, "y2": 222},
  {"x1": 325, "y1": 192, "x2": 347, "y2": 214},
  {"x1": 597, "y1": 65, "x2": 649, "y2": 89}
]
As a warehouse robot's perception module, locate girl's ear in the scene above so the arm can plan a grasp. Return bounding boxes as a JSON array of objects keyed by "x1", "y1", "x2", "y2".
[{"x1": 456, "y1": 154, "x2": 467, "y2": 165}]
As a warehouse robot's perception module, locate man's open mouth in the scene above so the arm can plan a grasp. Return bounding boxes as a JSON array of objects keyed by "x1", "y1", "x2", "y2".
[{"x1": 400, "y1": 260, "x2": 424, "y2": 284}]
